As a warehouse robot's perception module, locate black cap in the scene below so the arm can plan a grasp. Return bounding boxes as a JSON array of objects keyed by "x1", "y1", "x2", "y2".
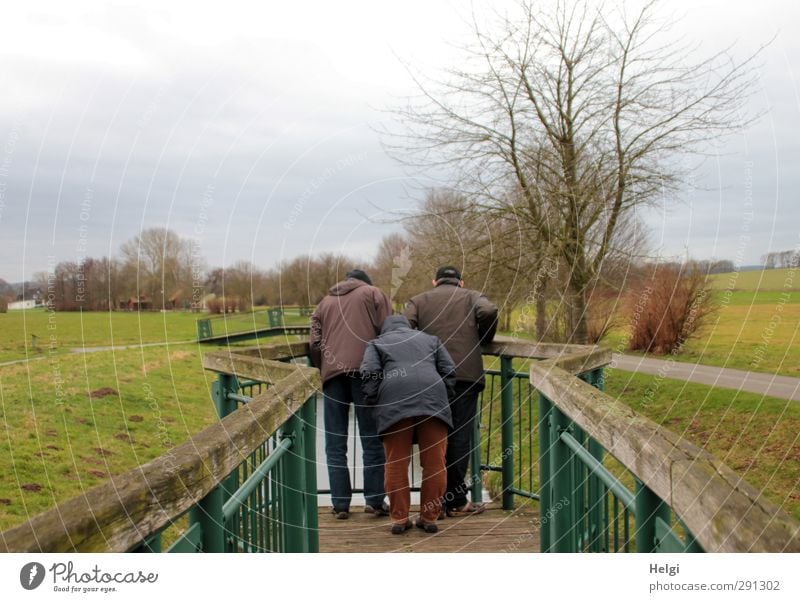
[
  {"x1": 346, "y1": 269, "x2": 373, "y2": 285},
  {"x1": 435, "y1": 266, "x2": 462, "y2": 281}
]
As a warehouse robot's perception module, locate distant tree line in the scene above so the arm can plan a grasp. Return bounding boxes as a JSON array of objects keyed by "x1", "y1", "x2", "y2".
[
  {"x1": 15, "y1": 228, "x2": 366, "y2": 313},
  {"x1": 762, "y1": 250, "x2": 800, "y2": 270}
]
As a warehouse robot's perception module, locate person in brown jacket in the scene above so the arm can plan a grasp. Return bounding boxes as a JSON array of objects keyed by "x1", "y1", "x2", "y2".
[
  {"x1": 310, "y1": 269, "x2": 392, "y2": 519},
  {"x1": 404, "y1": 266, "x2": 498, "y2": 517}
]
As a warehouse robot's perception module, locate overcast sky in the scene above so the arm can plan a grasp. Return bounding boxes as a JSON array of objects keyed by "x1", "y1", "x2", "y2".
[{"x1": 0, "y1": 0, "x2": 798, "y2": 282}]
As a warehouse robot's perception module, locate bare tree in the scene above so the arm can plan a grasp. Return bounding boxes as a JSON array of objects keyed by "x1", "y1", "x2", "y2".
[
  {"x1": 389, "y1": 0, "x2": 759, "y2": 342},
  {"x1": 218, "y1": 260, "x2": 265, "y2": 307},
  {"x1": 120, "y1": 228, "x2": 195, "y2": 310},
  {"x1": 400, "y1": 189, "x2": 540, "y2": 330},
  {"x1": 277, "y1": 253, "x2": 356, "y2": 305}
]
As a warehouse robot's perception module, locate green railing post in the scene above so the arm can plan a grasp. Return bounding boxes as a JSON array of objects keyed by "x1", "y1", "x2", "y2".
[
  {"x1": 538, "y1": 393, "x2": 552, "y2": 552},
  {"x1": 212, "y1": 374, "x2": 239, "y2": 419},
  {"x1": 635, "y1": 480, "x2": 670, "y2": 552},
  {"x1": 500, "y1": 355, "x2": 515, "y2": 510},
  {"x1": 280, "y1": 412, "x2": 307, "y2": 552},
  {"x1": 268, "y1": 307, "x2": 284, "y2": 328},
  {"x1": 585, "y1": 369, "x2": 605, "y2": 551},
  {"x1": 470, "y1": 414, "x2": 483, "y2": 504},
  {"x1": 571, "y1": 423, "x2": 587, "y2": 550},
  {"x1": 197, "y1": 318, "x2": 212, "y2": 340},
  {"x1": 550, "y1": 406, "x2": 575, "y2": 552},
  {"x1": 191, "y1": 486, "x2": 226, "y2": 552},
  {"x1": 202, "y1": 374, "x2": 239, "y2": 551},
  {"x1": 301, "y1": 395, "x2": 319, "y2": 553}
]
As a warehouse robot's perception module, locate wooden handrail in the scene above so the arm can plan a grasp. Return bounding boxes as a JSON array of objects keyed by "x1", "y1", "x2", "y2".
[{"x1": 531, "y1": 350, "x2": 800, "y2": 552}]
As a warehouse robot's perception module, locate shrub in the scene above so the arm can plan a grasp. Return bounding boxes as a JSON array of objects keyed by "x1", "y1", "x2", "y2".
[
  {"x1": 0, "y1": 297, "x2": 7, "y2": 313},
  {"x1": 628, "y1": 263, "x2": 716, "y2": 354},
  {"x1": 205, "y1": 296, "x2": 248, "y2": 314},
  {"x1": 586, "y1": 287, "x2": 621, "y2": 344},
  {"x1": 206, "y1": 297, "x2": 222, "y2": 314}
]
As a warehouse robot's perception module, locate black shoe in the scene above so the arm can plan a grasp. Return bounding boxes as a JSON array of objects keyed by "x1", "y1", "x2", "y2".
[
  {"x1": 364, "y1": 502, "x2": 390, "y2": 517},
  {"x1": 332, "y1": 508, "x2": 349, "y2": 520},
  {"x1": 391, "y1": 521, "x2": 412, "y2": 535},
  {"x1": 415, "y1": 519, "x2": 438, "y2": 534}
]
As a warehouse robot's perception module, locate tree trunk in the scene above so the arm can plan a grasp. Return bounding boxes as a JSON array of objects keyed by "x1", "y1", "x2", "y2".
[
  {"x1": 569, "y1": 284, "x2": 588, "y2": 344},
  {"x1": 536, "y1": 293, "x2": 547, "y2": 341}
]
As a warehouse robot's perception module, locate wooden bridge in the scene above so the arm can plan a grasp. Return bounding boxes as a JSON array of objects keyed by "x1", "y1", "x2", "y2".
[
  {"x1": 1, "y1": 333, "x2": 798, "y2": 553},
  {"x1": 318, "y1": 503, "x2": 538, "y2": 553}
]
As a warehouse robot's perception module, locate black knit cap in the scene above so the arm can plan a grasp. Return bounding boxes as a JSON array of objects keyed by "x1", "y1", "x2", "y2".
[
  {"x1": 435, "y1": 265, "x2": 462, "y2": 281},
  {"x1": 346, "y1": 269, "x2": 373, "y2": 285}
]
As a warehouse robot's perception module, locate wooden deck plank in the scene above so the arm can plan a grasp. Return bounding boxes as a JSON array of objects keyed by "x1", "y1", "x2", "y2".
[{"x1": 318, "y1": 504, "x2": 540, "y2": 553}]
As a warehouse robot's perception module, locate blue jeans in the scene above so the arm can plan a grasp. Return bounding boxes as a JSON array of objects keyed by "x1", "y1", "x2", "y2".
[{"x1": 323, "y1": 374, "x2": 386, "y2": 511}]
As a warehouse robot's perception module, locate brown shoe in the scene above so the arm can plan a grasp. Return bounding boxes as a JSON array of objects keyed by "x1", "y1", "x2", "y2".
[{"x1": 391, "y1": 520, "x2": 412, "y2": 535}]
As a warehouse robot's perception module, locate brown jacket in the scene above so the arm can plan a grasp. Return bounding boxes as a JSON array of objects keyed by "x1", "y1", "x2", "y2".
[
  {"x1": 404, "y1": 278, "x2": 498, "y2": 385},
  {"x1": 310, "y1": 278, "x2": 392, "y2": 383}
]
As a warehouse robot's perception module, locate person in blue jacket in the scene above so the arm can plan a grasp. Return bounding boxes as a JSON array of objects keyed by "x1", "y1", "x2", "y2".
[{"x1": 360, "y1": 315, "x2": 456, "y2": 535}]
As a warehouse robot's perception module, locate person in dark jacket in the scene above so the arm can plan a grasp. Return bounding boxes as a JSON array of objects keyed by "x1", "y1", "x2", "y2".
[
  {"x1": 404, "y1": 266, "x2": 498, "y2": 517},
  {"x1": 361, "y1": 315, "x2": 456, "y2": 534},
  {"x1": 310, "y1": 269, "x2": 392, "y2": 519}
]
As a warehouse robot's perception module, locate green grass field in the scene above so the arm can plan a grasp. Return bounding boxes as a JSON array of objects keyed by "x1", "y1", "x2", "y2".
[
  {"x1": 708, "y1": 267, "x2": 799, "y2": 291},
  {"x1": 0, "y1": 344, "x2": 216, "y2": 530},
  {"x1": 0, "y1": 307, "x2": 310, "y2": 363},
  {"x1": 604, "y1": 369, "x2": 800, "y2": 522},
  {"x1": 0, "y1": 309, "x2": 200, "y2": 363},
  {"x1": 0, "y1": 307, "x2": 310, "y2": 531},
  {"x1": 677, "y1": 272, "x2": 799, "y2": 375}
]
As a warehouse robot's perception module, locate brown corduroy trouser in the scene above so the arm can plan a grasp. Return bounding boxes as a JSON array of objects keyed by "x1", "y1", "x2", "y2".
[{"x1": 382, "y1": 416, "x2": 448, "y2": 525}]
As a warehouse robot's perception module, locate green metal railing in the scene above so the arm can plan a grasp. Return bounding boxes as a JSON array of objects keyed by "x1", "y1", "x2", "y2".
[
  {"x1": 473, "y1": 354, "x2": 702, "y2": 553},
  {"x1": 196, "y1": 306, "x2": 314, "y2": 342},
  {"x1": 472, "y1": 358, "x2": 539, "y2": 506},
  {"x1": 134, "y1": 365, "x2": 319, "y2": 554}
]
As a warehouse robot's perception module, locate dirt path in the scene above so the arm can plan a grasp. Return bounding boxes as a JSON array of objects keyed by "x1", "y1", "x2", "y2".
[{"x1": 611, "y1": 354, "x2": 800, "y2": 402}]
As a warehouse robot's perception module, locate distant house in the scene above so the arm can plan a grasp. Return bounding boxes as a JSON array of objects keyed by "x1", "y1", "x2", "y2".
[
  {"x1": 125, "y1": 295, "x2": 152, "y2": 311},
  {"x1": 166, "y1": 289, "x2": 186, "y2": 310},
  {"x1": 8, "y1": 299, "x2": 37, "y2": 311}
]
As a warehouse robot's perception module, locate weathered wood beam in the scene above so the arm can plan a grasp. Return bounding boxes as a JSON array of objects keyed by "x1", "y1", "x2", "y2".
[
  {"x1": 531, "y1": 360, "x2": 800, "y2": 552},
  {"x1": 0, "y1": 366, "x2": 320, "y2": 552},
  {"x1": 229, "y1": 341, "x2": 311, "y2": 360},
  {"x1": 202, "y1": 350, "x2": 315, "y2": 384},
  {"x1": 483, "y1": 335, "x2": 611, "y2": 370}
]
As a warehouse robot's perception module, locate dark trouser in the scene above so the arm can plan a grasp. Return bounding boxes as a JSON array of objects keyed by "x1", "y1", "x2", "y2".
[
  {"x1": 323, "y1": 373, "x2": 386, "y2": 511},
  {"x1": 383, "y1": 416, "x2": 448, "y2": 524},
  {"x1": 445, "y1": 380, "x2": 483, "y2": 510}
]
